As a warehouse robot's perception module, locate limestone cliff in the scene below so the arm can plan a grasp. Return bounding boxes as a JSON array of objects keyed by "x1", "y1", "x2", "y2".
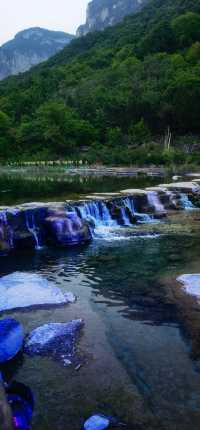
[
  {"x1": 0, "y1": 28, "x2": 74, "y2": 80},
  {"x1": 77, "y1": 0, "x2": 149, "y2": 36}
]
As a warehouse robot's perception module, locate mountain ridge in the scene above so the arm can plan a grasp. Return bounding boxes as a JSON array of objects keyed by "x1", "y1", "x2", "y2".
[
  {"x1": 0, "y1": 27, "x2": 74, "y2": 80},
  {"x1": 0, "y1": 0, "x2": 200, "y2": 164}
]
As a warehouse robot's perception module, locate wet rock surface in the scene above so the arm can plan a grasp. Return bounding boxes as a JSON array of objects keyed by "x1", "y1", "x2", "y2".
[
  {"x1": 177, "y1": 274, "x2": 200, "y2": 303},
  {"x1": 0, "y1": 272, "x2": 75, "y2": 312},
  {"x1": 45, "y1": 208, "x2": 92, "y2": 246},
  {"x1": 24, "y1": 320, "x2": 84, "y2": 365},
  {"x1": 0, "y1": 181, "x2": 199, "y2": 255}
]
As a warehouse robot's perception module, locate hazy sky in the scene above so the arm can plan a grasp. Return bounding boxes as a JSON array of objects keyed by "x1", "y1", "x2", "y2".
[{"x1": 0, "y1": 0, "x2": 89, "y2": 45}]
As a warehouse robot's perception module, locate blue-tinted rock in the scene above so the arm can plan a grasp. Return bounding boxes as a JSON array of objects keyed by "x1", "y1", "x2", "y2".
[
  {"x1": 0, "y1": 272, "x2": 75, "y2": 312},
  {"x1": 45, "y1": 210, "x2": 92, "y2": 246},
  {"x1": 25, "y1": 320, "x2": 84, "y2": 365},
  {"x1": 0, "y1": 319, "x2": 24, "y2": 363},
  {"x1": 84, "y1": 415, "x2": 110, "y2": 430}
]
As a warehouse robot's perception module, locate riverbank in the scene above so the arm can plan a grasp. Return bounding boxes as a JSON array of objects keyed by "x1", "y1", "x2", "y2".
[{"x1": 0, "y1": 164, "x2": 200, "y2": 178}]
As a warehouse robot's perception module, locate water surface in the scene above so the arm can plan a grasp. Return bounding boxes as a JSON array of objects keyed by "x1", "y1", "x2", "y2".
[{"x1": 0, "y1": 173, "x2": 200, "y2": 430}]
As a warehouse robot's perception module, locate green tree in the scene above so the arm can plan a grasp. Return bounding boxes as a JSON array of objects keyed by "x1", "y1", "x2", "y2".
[
  {"x1": 0, "y1": 111, "x2": 13, "y2": 158},
  {"x1": 106, "y1": 127, "x2": 123, "y2": 147},
  {"x1": 128, "y1": 119, "x2": 151, "y2": 145},
  {"x1": 172, "y1": 12, "x2": 200, "y2": 47},
  {"x1": 186, "y1": 42, "x2": 200, "y2": 64}
]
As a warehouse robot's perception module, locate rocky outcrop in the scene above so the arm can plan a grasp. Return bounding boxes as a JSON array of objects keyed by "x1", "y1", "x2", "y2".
[
  {"x1": 0, "y1": 203, "x2": 92, "y2": 255},
  {"x1": 0, "y1": 182, "x2": 199, "y2": 255},
  {"x1": 0, "y1": 28, "x2": 74, "y2": 80},
  {"x1": 77, "y1": 0, "x2": 149, "y2": 36}
]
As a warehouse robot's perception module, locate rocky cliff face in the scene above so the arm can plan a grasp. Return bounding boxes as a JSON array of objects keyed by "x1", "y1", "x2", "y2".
[
  {"x1": 0, "y1": 28, "x2": 74, "y2": 80},
  {"x1": 77, "y1": 0, "x2": 149, "y2": 36}
]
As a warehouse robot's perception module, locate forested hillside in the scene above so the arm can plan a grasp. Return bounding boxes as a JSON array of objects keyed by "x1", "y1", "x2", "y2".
[{"x1": 0, "y1": 0, "x2": 200, "y2": 164}]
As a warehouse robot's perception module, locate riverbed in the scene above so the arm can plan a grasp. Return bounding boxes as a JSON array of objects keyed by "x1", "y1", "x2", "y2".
[{"x1": 0, "y1": 171, "x2": 200, "y2": 430}]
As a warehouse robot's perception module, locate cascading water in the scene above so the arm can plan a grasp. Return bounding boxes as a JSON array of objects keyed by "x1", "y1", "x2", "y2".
[
  {"x1": 123, "y1": 197, "x2": 154, "y2": 224},
  {"x1": 75, "y1": 196, "x2": 158, "y2": 240},
  {"x1": 179, "y1": 194, "x2": 195, "y2": 210},
  {"x1": 75, "y1": 201, "x2": 122, "y2": 239},
  {"x1": 119, "y1": 206, "x2": 131, "y2": 226},
  {"x1": 147, "y1": 191, "x2": 165, "y2": 214},
  {"x1": 25, "y1": 210, "x2": 42, "y2": 250},
  {"x1": 0, "y1": 211, "x2": 14, "y2": 250},
  {"x1": 76, "y1": 201, "x2": 117, "y2": 228}
]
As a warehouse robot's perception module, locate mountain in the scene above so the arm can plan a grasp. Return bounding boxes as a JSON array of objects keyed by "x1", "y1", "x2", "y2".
[
  {"x1": 77, "y1": 0, "x2": 149, "y2": 36},
  {"x1": 0, "y1": 28, "x2": 74, "y2": 80},
  {"x1": 0, "y1": 0, "x2": 200, "y2": 164}
]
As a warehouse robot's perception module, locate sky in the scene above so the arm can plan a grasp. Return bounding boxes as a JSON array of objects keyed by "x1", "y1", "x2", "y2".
[{"x1": 0, "y1": 0, "x2": 89, "y2": 46}]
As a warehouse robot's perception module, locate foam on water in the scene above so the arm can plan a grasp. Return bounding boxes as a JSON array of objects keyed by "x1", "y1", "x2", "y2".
[{"x1": 0, "y1": 272, "x2": 75, "y2": 312}]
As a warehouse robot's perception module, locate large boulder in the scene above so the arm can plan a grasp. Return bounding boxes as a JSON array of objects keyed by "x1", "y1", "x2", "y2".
[
  {"x1": 45, "y1": 209, "x2": 92, "y2": 246},
  {"x1": 0, "y1": 272, "x2": 75, "y2": 312}
]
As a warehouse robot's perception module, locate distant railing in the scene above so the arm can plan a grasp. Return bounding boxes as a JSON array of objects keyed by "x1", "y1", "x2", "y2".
[{"x1": 5, "y1": 160, "x2": 89, "y2": 167}]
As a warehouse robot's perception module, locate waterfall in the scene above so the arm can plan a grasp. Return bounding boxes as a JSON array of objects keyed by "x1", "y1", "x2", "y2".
[
  {"x1": 179, "y1": 194, "x2": 195, "y2": 210},
  {"x1": 76, "y1": 201, "x2": 116, "y2": 228},
  {"x1": 123, "y1": 197, "x2": 154, "y2": 224},
  {"x1": 0, "y1": 211, "x2": 14, "y2": 249},
  {"x1": 119, "y1": 207, "x2": 131, "y2": 226},
  {"x1": 147, "y1": 192, "x2": 165, "y2": 213},
  {"x1": 25, "y1": 210, "x2": 42, "y2": 250}
]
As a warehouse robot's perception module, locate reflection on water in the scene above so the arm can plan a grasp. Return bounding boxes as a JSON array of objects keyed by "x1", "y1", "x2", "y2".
[
  {"x1": 0, "y1": 211, "x2": 200, "y2": 430},
  {"x1": 0, "y1": 171, "x2": 166, "y2": 205}
]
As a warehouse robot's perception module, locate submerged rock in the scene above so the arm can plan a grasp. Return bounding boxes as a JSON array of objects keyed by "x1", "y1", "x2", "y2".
[
  {"x1": 25, "y1": 320, "x2": 83, "y2": 365},
  {"x1": 83, "y1": 414, "x2": 126, "y2": 430},
  {"x1": 0, "y1": 318, "x2": 24, "y2": 363},
  {"x1": 0, "y1": 272, "x2": 75, "y2": 312},
  {"x1": 84, "y1": 415, "x2": 110, "y2": 430},
  {"x1": 177, "y1": 274, "x2": 200, "y2": 303}
]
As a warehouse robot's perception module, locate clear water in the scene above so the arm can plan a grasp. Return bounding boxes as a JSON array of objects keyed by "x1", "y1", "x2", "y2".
[{"x1": 0, "y1": 173, "x2": 200, "y2": 430}]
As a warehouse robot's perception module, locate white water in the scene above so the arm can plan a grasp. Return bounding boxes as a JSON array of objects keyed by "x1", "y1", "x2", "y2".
[
  {"x1": 147, "y1": 191, "x2": 165, "y2": 213},
  {"x1": 25, "y1": 211, "x2": 42, "y2": 250},
  {"x1": 179, "y1": 194, "x2": 195, "y2": 210}
]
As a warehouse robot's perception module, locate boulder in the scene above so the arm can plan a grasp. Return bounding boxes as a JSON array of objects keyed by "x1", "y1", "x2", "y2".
[
  {"x1": 25, "y1": 319, "x2": 83, "y2": 365},
  {"x1": 45, "y1": 210, "x2": 92, "y2": 246},
  {"x1": 0, "y1": 272, "x2": 75, "y2": 312},
  {"x1": 177, "y1": 274, "x2": 200, "y2": 303}
]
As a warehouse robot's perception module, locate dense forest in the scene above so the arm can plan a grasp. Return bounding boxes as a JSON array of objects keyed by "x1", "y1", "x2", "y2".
[{"x1": 0, "y1": 0, "x2": 200, "y2": 165}]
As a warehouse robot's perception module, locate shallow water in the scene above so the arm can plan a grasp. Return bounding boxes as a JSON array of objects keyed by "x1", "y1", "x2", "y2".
[{"x1": 0, "y1": 174, "x2": 200, "y2": 430}]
